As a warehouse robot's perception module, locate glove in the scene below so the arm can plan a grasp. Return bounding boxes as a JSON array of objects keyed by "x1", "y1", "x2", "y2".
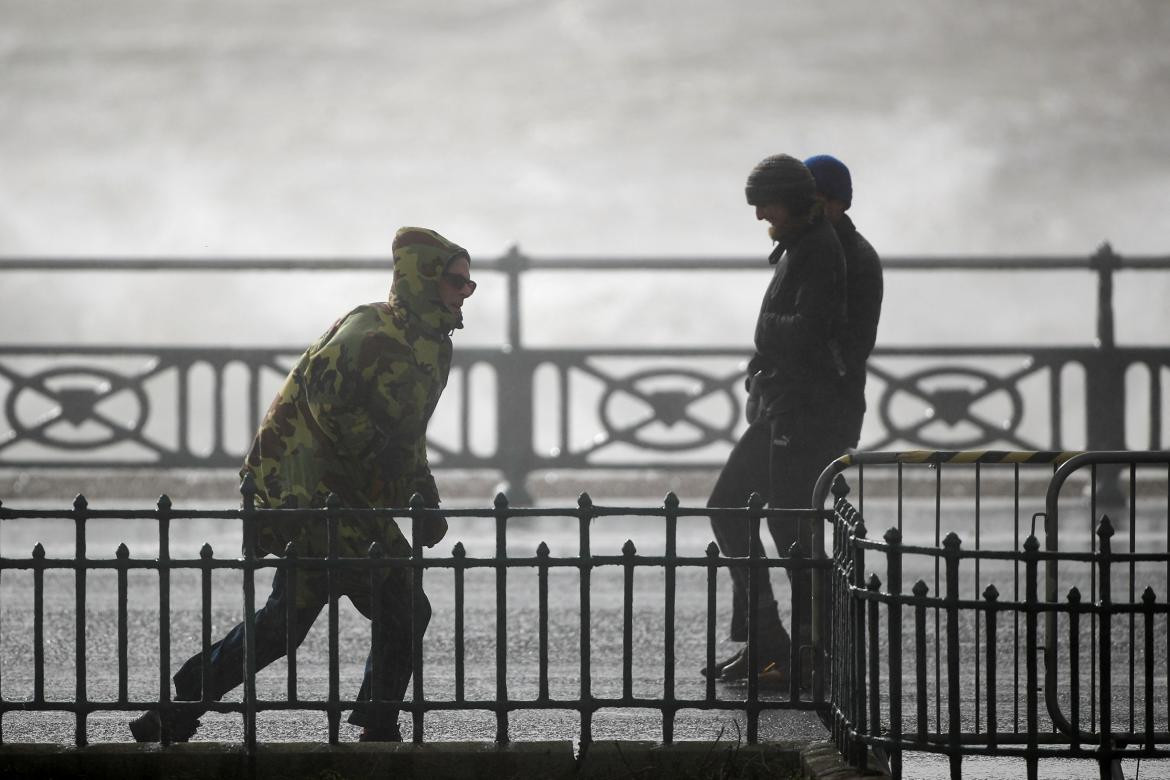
[{"x1": 415, "y1": 514, "x2": 448, "y2": 548}]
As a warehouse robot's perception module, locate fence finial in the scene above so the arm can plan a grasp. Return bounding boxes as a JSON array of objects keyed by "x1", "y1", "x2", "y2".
[
  {"x1": 884, "y1": 526, "x2": 902, "y2": 545},
  {"x1": 73, "y1": 494, "x2": 88, "y2": 512},
  {"x1": 1096, "y1": 514, "x2": 1115, "y2": 541}
]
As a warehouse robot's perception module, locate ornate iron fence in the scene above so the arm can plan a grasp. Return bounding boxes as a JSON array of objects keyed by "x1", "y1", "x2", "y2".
[
  {"x1": 0, "y1": 478, "x2": 828, "y2": 750},
  {"x1": 2, "y1": 246, "x2": 1168, "y2": 501},
  {"x1": 4, "y1": 450, "x2": 1170, "y2": 780}
]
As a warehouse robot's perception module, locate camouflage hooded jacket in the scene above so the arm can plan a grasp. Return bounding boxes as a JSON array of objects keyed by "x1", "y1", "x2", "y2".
[{"x1": 242, "y1": 227, "x2": 468, "y2": 558}]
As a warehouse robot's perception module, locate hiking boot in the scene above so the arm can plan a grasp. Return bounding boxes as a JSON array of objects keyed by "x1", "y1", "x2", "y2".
[
  {"x1": 700, "y1": 645, "x2": 745, "y2": 678},
  {"x1": 358, "y1": 724, "x2": 403, "y2": 742},
  {"x1": 129, "y1": 710, "x2": 200, "y2": 743}
]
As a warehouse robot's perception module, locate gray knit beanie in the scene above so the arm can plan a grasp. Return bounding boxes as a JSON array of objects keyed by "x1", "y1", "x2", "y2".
[{"x1": 744, "y1": 154, "x2": 816, "y2": 213}]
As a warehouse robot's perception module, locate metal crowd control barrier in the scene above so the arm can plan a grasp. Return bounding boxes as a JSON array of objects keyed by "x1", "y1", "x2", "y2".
[
  {"x1": 0, "y1": 476, "x2": 831, "y2": 752},
  {"x1": 811, "y1": 449, "x2": 1170, "y2": 779}
]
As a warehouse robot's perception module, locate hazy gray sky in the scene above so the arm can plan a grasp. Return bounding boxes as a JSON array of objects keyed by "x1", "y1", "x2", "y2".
[{"x1": 2, "y1": 0, "x2": 1168, "y2": 259}]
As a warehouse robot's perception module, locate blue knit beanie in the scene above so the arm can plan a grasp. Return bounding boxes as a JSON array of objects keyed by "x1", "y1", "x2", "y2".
[{"x1": 803, "y1": 155, "x2": 852, "y2": 209}]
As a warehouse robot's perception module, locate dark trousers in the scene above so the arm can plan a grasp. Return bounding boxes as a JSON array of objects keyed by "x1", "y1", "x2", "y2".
[
  {"x1": 172, "y1": 555, "x2": 429, "y2": 730},
  {"x1": 708, "y1": 415, "x2": 846, "y2": 653}
]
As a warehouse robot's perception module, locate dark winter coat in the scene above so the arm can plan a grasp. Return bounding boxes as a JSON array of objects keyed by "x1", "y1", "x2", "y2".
[
  {"x1": 834, "y1": 214, "x2": 883, "y2": 445},
  {"x1": 747, "y1": 215, "x2": 848, "y2": 431}
]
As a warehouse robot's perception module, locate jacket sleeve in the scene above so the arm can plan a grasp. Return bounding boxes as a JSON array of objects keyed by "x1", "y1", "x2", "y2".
[{"x1": 754, "y1": 254, "x2": 842, "y2": 375}]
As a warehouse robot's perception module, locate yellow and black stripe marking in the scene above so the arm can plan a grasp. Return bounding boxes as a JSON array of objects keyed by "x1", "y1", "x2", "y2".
[{"x1": 836, "y1": 450, "x2": 1083, "y2": 467}]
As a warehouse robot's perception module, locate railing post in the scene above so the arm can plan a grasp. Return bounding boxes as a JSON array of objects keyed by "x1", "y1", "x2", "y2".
[
  {"x1": 72, "y1": 494, "x2": 88, "y2": 746},
  {"x1": 492, "y1": 492, "x2": 509, "y2": 744},
  {"x1": 884, "y1": 527, "x2": 903, "y2": 779},
  {"x1": 496, "y1": 246, "x2": 534, "y2": 505},
  {"x1": 239, "y1": 477, "x2": 258, "y2": 753},
  {"x1": 1087, "y1": 243, "x2": 1124, "y2": 504},
  {"x1": 746, "y1": 491, "x2": 764, "y2": 744},
  {"x1": 325, "y1": 491, "x2": 341, "y2": 744},
  {"x1": 943, "y1": 532, "x2": 962, "y2": 780},
  {"x1": 851, "y1": 518, "x2": 869, "y2": 771},
  {"x1": 1024, "y1": 533, "x2": 1040, "y2": 780},
  {"x1": 368, "y1": 540, "x2": 385, "y2": 731},
  {"x1": 866, "y1": 573, "x2": 881, "y2": 770},
  {"x1": 577, "y1": 492, "x2": 594, "y2": 748},
  {"x1": 1143, "y1": 586, "x2": 1156, "y2": 753},
  {"x1": 156, "y1": 494, "x2": 174, "y2": 745},
  {"x1": 662, "y1": 492, "x2": 678, "y2": 743},
  {"x1": 1097, "y1": 516, "x2": 1115, "y2": 777},
  {"x1": 411, "y1": 493, "x2": 430, "y2": 744},
  {"x1": 984, "y1": 584, "x2": 999, "y2": 752}
]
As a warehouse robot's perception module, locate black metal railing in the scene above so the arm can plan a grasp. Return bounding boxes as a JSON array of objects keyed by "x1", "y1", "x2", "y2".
[
  {"x1": 812, "y1": 449, "x2": 1170, "y2": 779},
  {"x1": 3, "y1": 450, "x2": 1170, "y2": 777},
  {"x1": 3, "y1": 246, "x2": 1169, "y2": 500},
  {"x1": 0, "y1": 478, "x2": 829, "y2": 750}
]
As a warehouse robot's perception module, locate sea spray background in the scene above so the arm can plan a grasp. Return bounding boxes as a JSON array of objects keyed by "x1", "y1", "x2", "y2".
[
  {"x1": 2, "y1": 8, "x2": 1170, "y2": 771},
  {"x1": 1, "y1": 0, "x2": 1169, "y2": 451}
]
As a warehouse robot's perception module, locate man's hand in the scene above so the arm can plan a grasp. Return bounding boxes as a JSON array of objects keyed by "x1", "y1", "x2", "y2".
[{"x1": 415, "y1": 515, "x2": 448, "y2": 548}]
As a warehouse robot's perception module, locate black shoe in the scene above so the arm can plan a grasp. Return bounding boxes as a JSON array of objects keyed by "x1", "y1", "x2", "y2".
[
  {"x1": 700, "y1": 646, "x2": 745, "y2": 678},
  {"x1": 129, "y1": 711, "x2": 161, "y2": 742},
  {"x1": 358, "y1": 724, "x2": 403, "y2": 742},
  {"x1": 129, "y1": 710, "x2": 200, "y2": 743}
]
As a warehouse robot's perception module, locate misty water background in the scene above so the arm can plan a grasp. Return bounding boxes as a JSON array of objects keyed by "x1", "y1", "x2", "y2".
[
  {"x1": 1, "y1": 0, "x2": 1169, "y2": 352},
  {"x1": 2, "y1": 2, "x2": 1170, "y2": 776}
]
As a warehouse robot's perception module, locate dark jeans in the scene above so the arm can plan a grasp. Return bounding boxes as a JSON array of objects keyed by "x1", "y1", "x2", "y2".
[
  {"x1": 708, "y1": 414, "x2": 846, "y2": 654},
  {"x1": 172, "y1": 548, "x2": 429, "y2": 731}
]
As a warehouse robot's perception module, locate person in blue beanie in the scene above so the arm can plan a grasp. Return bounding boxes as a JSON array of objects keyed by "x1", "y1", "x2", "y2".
[{"x1": 803, "y1": 154, "x2": 883, "y2": 448}]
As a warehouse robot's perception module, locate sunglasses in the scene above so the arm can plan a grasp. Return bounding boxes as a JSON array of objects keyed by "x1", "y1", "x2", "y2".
[{"x1": 442, "y1": 272, "x2": 477, "y2": 293}]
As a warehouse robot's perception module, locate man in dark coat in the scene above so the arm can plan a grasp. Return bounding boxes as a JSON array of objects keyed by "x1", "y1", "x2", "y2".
[
  {"x1": 803, "y1": 154, "x2": 883, "y2": 447},
  {"x1": 703, "y1": 154, "x2": 852, "y2": 685}
]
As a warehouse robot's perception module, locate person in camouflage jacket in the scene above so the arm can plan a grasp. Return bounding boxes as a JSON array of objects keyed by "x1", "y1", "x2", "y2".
[{"x1": 131, "y1": 226, "x2": 474, "y2": 744}]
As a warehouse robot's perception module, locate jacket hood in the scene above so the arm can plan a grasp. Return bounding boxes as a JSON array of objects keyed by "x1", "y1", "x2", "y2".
[{"x1": 389, "y1": 226, "x2": 470, "y2": 332}]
